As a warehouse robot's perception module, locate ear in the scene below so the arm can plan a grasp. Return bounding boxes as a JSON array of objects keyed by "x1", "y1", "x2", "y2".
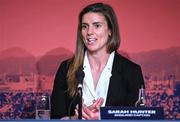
[{"x1": 108, "y1": 30, "x2": 111, "y2": 36}]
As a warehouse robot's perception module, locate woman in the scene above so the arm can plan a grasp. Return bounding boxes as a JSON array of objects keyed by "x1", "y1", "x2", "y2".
[{"x1": 51, "y1": 2, "x2": 144, "y2": 120}]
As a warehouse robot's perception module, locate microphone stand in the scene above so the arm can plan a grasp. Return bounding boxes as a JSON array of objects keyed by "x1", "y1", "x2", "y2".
[
  {"x1": 78, "y1": 86, "x2": 82, "y2": 119},
  {"x1": 76, "y1": 67, "x2": 84, "y2": 120}
]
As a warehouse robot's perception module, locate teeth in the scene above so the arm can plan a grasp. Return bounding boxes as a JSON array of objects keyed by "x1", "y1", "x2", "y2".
[
  {"x1": 87, "y1": 38, "x2": 96, "y2": 43},
  {"x1": 88, "y1": 38, "x2": 96, "y2": 41}
]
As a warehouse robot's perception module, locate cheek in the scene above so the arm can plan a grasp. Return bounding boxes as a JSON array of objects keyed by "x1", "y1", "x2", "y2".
[
  {"x1": 81, "y1": 31, "x2": 86, "y2": 39},
  {"x1": 100, "y1": 31, "x2": 109, "y2": 41},
  {"x1": 99, "y1": 29, "x2": 109, "y2": 37}
]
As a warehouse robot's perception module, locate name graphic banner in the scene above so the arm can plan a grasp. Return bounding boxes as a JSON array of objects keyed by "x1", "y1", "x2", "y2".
[{"x1": 100, "y1": 107, "x2": 164, "y2": 120}]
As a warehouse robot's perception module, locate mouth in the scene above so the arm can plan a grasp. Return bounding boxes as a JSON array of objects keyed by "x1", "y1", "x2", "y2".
[{"x1": 86, "y1": 38, "x2": 97, "y2": 44}]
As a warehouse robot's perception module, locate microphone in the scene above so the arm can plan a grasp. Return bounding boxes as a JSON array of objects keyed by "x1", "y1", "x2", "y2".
[{"x1": 76, "y1": 67, "x2": 85, "y2": 119}]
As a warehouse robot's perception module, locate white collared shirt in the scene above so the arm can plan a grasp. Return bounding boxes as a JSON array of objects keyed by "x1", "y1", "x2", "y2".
[{"x1": 82, "y1": 51, "x2": 115, "y2": 107}]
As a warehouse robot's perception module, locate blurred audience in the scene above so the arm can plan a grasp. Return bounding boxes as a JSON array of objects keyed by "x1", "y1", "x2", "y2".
[{"x1": 0, "y1": 86, "x2": 179, "y2": 119}]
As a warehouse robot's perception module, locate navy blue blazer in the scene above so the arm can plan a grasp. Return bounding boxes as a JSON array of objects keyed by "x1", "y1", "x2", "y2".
[{"x1": 51, "y1": 52, "x2": 145, "y2": 119}]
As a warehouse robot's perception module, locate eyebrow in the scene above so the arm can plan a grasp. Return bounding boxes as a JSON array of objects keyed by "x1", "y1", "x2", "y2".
[{"x1": 81, "y1": 22, "x2": 105, "y2": 25}]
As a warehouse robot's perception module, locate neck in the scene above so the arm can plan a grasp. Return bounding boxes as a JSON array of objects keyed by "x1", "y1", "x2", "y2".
[{"x1": 87, "y1": 51, "x2": 110, "y2": 71}]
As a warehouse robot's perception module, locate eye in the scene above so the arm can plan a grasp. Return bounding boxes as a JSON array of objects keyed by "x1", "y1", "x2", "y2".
[
  {"x1": 81, "y1": 24, "x2": 88, "y2": 30},
  {"x1": 94, "y1": 23, "x2": 101, "y2": 28}
]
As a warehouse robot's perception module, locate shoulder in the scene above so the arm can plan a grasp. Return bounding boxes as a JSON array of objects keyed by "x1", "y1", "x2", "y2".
[
  {"x1": 114, "y1": 52, "x2": 141, "y2": 68},
  {"x1": 60, "y1": 59, "x2": 71, "y2": 68},
  {"x1": 56, "y1": 58, "x2": 72, "y2": 74},
  {"x1": 113, "y1": 52, "x2": 144, "y2": 86}
]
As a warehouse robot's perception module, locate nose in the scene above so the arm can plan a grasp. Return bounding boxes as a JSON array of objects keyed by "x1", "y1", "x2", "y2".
[{"x1": 87, "y1": 26, "x2": 93, "y2": 35}]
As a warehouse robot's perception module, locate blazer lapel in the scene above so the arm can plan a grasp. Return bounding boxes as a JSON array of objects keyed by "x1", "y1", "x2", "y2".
[{"x1": 105, "y1": 52, "x2": 123, "y2": 106}]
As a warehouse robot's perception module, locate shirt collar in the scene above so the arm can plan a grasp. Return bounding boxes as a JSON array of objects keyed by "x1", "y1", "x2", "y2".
[
  {"x1": 105, "y1": 51, "x2": 115, "y2": 71},
  {"x1": 83, "y1": 51, "x2": 88, "y2": 70},
  {"x1": 83, "y1": 51, "x2": 115, "y2": 71}
]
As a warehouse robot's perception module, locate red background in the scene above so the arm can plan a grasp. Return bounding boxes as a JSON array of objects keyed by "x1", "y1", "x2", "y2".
[{"x1": 0, "y1": 0, "x2": 179, "y2": 56}]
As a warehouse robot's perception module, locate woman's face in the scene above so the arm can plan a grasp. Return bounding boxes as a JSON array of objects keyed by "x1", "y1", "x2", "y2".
[{"x1": 81, "y1": 12, "x2": 111, "y2": 53}]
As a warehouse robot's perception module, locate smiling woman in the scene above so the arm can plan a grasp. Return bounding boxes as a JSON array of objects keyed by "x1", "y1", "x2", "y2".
[{"x1": 51, "y1": 2, "x2": 144, "y2": 120}]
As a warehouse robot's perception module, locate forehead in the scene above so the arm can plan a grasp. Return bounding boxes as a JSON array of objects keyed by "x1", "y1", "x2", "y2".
[{"x1": 82, "y1": 12, "x2": 107, "y2": 23}]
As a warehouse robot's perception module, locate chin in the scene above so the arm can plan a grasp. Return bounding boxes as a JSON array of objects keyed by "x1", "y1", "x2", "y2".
[
  {"x1": 87, "y1": 49, "x2": 97, "y2": 53},
  {"x1": 86, "y1": 47, "x2": 97, "y2": 52}
]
